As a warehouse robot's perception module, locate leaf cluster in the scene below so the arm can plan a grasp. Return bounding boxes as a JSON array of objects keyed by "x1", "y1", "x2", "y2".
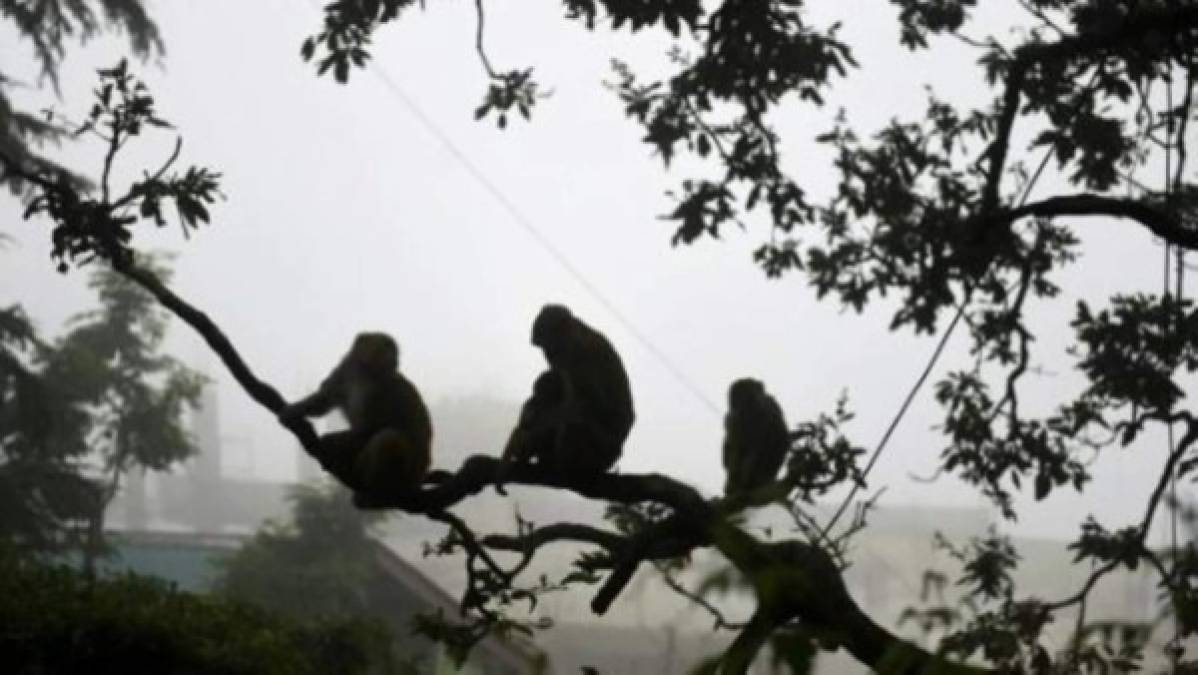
[
  {"x1": 0, "y1": 0, "x2": 162, "y2": 191},
  {"x1": 0, "y1": 550, "x2": 399, "y2": 675},
  {"x1": 12, "y1": 61, "x2": 221, "y2": 272},
  {"x1": 0, "y1": 307, "x2": 97, "y2": 555},
  {"x1": 301, "y1": 0, "x2": 421, "y2": 84}
]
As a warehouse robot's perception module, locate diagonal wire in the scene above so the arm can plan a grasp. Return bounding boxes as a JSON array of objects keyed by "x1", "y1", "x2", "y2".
[
  {"x1": 822, "y1": 71, "x2": 1106, "y2": 539},
  {"x1": 303, "y1": 0, "x2": 720, "y2": 415}
]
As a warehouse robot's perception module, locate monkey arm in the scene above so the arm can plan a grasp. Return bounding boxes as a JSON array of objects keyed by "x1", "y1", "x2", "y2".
[{"x1": 280, "y1": 381, "x2": 338, "y2": 420}]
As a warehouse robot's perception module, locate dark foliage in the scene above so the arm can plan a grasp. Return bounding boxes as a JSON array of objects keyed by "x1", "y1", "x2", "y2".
[{"x1": 0, "y1": 552, "x2": 395, "y2": 675}]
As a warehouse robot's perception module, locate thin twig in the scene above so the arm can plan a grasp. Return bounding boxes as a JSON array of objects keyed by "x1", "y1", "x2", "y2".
[
  {"x1": 659, "y1": 567, "x2": 748, "y2": 631},
  {"x1": 472, "y1": 0, "x2": 498, "y2": 79},
  {"x1": 112, "y1": 137, "x2": 182, "y2": 212},
  {"x1": 100, "y1": 123, "x2": 121, "y2": 205},
  {"x1": 822, "y1": 303, "x2": 965, "y2": 538}
]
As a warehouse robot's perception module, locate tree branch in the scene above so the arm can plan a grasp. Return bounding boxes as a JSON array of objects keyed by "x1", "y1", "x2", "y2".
[
  {"x1": 112, "y1": 259, "x2": 320, "y2": 451},
  {"x1": 112, "y1": 260, "x2": 987, "y2": 674},
  {"x1": 482, "y1": 523, "x2": 628, "y2": 554},
  {"x1": 1006, "y1": 194, "x2": 1198, "y2": 249},
  {"x1": 1046, "y1": 416, "x2": 1197, "y2": 613},
  {"x1": 592, "y1": 513, "x2": 700, "y2": 615},
  {"x1": 720, "y1": 610, "x2": 776, "y2": 673},
  {"x1": 1013, "y1": 4, "x2": 1198, "y2": 69},
  {"x1": 981, "y1": 60, "x2": 1026, "y2": 216},
  {"x1": 659, "y1": 567, "x2": 748, "y2": 631}
]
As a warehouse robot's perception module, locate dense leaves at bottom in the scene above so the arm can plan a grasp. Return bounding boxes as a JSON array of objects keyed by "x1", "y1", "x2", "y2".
[{"x1": 0, "y1": 552, "x2": 397, "y2": 675}]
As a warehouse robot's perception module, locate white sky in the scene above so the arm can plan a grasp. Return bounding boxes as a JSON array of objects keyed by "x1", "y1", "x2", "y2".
[{"x1": 0, "y1": 1, "x2": 1190, "y2": 541}]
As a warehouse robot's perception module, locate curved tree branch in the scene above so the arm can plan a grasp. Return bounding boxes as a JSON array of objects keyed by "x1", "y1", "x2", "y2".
[
  {"x1": 482, "y1": 523, "x2": 627, "y2": 554},
  {"x1": 115, "y1": 262, "x2": 987, "y2": 674},
  {"x1": 1006, "y1": 194, "x2": 1198, "y2": 249},
  {"x1": 112, "y1": 260, "x2": 320, "y2": 450}
]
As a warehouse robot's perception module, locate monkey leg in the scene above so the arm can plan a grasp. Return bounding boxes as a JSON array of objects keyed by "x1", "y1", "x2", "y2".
[
  {"x1": 353, "y1": 429, "x2": 431, "y2": 498},
  {"x1": 549, "y1": 421, "x2": 623, "y2": 485},
  {"x1": 307, "y1": 429, "x2": 371, "y2": 489},
  {"x1": 496, "y1": 427, "x2": 558, "y2": 495}
]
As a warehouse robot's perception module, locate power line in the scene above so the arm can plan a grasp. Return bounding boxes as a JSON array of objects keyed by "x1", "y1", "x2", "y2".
[
  {"x1": 364, "y1": 65, "x2": 721, "y2": 415},
  {"x1": 822, "y1": 70, "x2": 1107, "y2": 538},
  {"x1": 821, "y1": 303, "x2": 966, "y2": 536},
  {"x1": 303, "y1": 0, "x2": 721, "y2": 415}
]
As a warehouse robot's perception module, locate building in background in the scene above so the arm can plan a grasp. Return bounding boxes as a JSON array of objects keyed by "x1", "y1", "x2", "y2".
[{"x1": 104, "y1": 530, "x2": 543, "y2": 675}]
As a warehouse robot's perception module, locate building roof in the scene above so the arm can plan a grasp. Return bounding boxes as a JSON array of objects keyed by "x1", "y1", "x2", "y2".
[{"x1": 106, "y1": 529, "x2": 545, "y2": 673}]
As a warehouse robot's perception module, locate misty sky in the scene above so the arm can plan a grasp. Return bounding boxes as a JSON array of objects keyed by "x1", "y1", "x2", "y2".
[{"x1": 0, "y1": 1, "x2": 1188, "y2": 541}]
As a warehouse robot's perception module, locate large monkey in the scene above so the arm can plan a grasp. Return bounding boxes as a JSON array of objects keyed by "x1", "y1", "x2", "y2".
[
  {"x1": 501, "y1": 304, "x2": 635, "y2": 486},
  {"x1": 281, "y1": 333, "x2": 432, "y2": 498},
  {"x1": 722, "y1": 378, "x2": 789, "y2": 498}
]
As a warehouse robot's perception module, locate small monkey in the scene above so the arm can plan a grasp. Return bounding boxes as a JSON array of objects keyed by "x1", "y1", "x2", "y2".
[
  {"x1": 503, "y1": 369, "x2": 570, "y2": 466},
  {"x1": 282, "y1": 333, "x2": 432, "y2": 498},
  {"x1": 495, "y1": 369, "x2": 569, "y2": 494},
  {"x1": 722, "y1": 378, "x2": 789, "y2": 498}
]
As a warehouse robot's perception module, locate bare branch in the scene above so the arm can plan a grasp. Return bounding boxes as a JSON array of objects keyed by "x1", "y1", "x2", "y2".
[
  {"x1": 482, "y1": 523, "x2": 627, "y2": 554},
  {"x1": 111, "y1": 136, "x2": 182, "y2": 212},
  {"x1": 981, "y1": 60, "x2": 1026, "y2": 217},
  {"x1": 100, "y1": 125, "x2": 120, "y2": 205},
  {"x1": 1007, "y1": 194, "x2": 1198, "y2": 249},
  {"x1": 592, "y1": 513, "x2": 700, "y2": 615},
  {"x1": 112, "y1": 260, "x2": 321, "y2": 453},
  {"x1": 720, "y1": 611, "x2": 776, "y2": 673},
  {"x1": 472, "y1": 0, "x2": 498, "y2": 79},
  {"x1": 1045, "y1": 417, "x2": 1197, "y2": 612},
  {"x1": 1139, "y1": 420, "x2": 1198, "y2": 535},
  {"x1": 659, "y1": 568, "x2": 748, "y2": 631}
]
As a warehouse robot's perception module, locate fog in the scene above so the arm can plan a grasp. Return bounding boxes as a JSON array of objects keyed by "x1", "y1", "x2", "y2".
[{"x1": 0, "y1": 0, "x2": 1185, "y2": 550}]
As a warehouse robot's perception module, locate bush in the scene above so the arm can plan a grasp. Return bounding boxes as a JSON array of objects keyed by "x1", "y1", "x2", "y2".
[{"x1": 0, "y1": 554, "x2": 400, "y2": 675}]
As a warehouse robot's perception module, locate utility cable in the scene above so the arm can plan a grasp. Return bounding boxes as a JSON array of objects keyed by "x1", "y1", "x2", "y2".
[
  {"x1": 303, "y1": 0, "x2": 721, "y2": 414},
  {"x1": 822, "y1": 70, "x2": 1105, "y2": 538}
]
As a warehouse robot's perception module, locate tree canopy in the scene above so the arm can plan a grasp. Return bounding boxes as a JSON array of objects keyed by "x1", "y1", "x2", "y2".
[
  {"x1": 2, "y1": 1, "x2": 1198, "y2": 673},
  {"x1": 0, "y1": 256, "x2": 201, "y2": 560}
]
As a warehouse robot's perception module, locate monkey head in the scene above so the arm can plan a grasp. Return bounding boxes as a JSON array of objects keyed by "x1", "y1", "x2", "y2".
[
  {"x1": 531, "y1": 304, "x2": 576, "y2": 363},
  {"x1": 728, "y1": 378, "x2": 765, "y2": 409},
  {"x1": 349, "y1": 332, "x2": 399, "y2": 375}
]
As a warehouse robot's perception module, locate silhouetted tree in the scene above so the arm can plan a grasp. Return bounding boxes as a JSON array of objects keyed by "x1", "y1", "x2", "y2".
[
  {"x1": 43, "y1": 256, "x2": 204, "y2": 572},
  {"x1": 4, "y1": 1, "x2": 1198, "y2": 673},
  {"x1": 0, "y1": 0, "x2": 160, "y2": 191},
  {"x1": 216, "y1": 483, "x2": 386, "y2": 621},
  {"x1": 0, "y1": 305, "x2": 94, "y2": 555},
  {"x1": 0, "y1": 257, "x2": 201, "y2": 565}
]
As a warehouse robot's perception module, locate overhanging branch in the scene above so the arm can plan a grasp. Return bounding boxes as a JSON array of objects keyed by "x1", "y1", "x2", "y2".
[
  {"x1": 109, "y1": 260, "x2": 342, "y2": 482},
  {"x1": 112, "y1": 255, "x2": 986, "y2": 675},
  {"x1": 482, "y1": 523, "x2": 628, "y2": 554},
  {"x1": 1006, "y1": 194, "x2": 1198, "y2": 249}
]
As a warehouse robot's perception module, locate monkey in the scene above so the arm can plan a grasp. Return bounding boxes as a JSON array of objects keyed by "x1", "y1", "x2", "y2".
[
  {"x1": 494, "y1": 369, "x2": 570, "y2": 495},
  {"x1": 503, "y1": 369, "x2": 570, "y2": 465},
  {"x1": 499, "y1": 304, "x2": 635, "y2": 488},
  {"x1": 722, "y1": 378, "x2": 789, "y2": 498},
  {"x1": 280, "y1": 332, "x2": 432, "y2": 499}
]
